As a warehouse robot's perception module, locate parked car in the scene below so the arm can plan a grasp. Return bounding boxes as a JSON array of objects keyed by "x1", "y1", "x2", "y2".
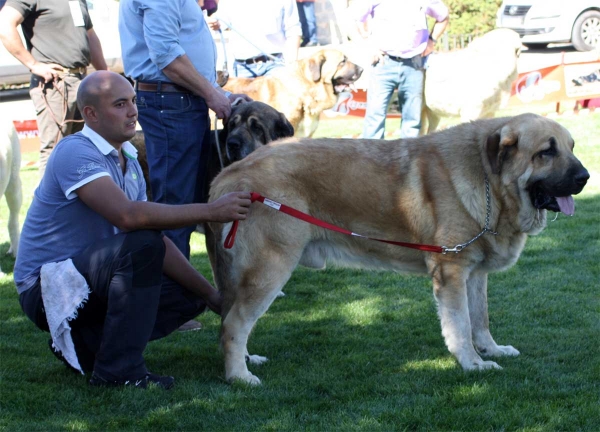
[
  {"x1": 0, "y1": 0, "x2": 122, "y2": 88},
  {"x1": 496, "y1": 0, "x2": 600, "y2": 51}
]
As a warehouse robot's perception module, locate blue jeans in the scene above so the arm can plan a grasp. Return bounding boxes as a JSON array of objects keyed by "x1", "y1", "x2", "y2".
[
  {"x1": 135, "y1": 87, "x2": 211, "y2": 258},
  {"x1": 233, "y1": 59, "x2": 284, "y2": 78},
  {"x1": 363, "y1": 56, "x2": 425, "y2": 139},
  {"x1": 297, "y1": 2, "x2": 317, "y2": 45}
]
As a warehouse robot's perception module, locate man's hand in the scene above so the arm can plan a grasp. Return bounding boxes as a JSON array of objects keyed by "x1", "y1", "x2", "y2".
[
  {"x1": 208, "y1": 191, "x2": 252, "y2": 222},
  {"x1": 207, "y1": 17, "x2": 220, "y2": 31},
  {"x1": 422, "y1": 38, "x2": 436, "y2": 57},
  {"x1": 206, "y1": 87, "x2": 232, "y2": 119},
  {"x1": 30, "y1": 61, "x2": 63, "y2": 83}
]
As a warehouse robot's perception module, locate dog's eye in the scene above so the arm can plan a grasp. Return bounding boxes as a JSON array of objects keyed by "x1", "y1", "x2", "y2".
[{"x1": 537, "y1": 139, "x2": 557, "y2": 158}]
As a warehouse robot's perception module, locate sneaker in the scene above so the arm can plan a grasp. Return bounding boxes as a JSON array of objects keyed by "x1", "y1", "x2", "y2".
[
  {"x1": 89, "y1": 372, "x2": 175, "y2": 390},
  {"x1": 48, "y1": 339, "x2": 80, "y2": 374},
  {"x1": 177, "y1": 319, "x2": 203, "y2": 332},
  {"x1": 304, "y1": 41, "x2": 319, "y2": 47}
]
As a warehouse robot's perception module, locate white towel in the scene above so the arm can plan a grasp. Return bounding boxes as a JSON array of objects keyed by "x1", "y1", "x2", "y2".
[{"x1": 40, "y1": 259, "x2": 90, "y2": 374}]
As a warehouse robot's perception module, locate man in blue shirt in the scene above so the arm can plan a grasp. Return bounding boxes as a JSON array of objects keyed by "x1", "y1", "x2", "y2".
[
  {"x1": 119, "y1": 0, "x2": 250, "y2": 331},
  {"x1": 15, "y1": 71, "x2": 252, "y2": 389}
]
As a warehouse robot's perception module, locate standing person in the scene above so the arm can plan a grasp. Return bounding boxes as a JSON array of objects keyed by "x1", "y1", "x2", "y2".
[
  {"x1": 0, "y1": 0, "x2": 108, "y2": 177},
  {"x1": 297, "y1": 0, "x2": 318, "y2": 47},
  {"x1": 119, "y1": 0, "x2": 249, "y2": 332},
  {"x1": 14, "y1": 71, "x2": 252, "y2": 389},
  {"x1": 214, "y1": 0, "x2": 302, "y2": 78},
  {"x1": 352, "y1": 0, "x2": 449, "y2": 139}
]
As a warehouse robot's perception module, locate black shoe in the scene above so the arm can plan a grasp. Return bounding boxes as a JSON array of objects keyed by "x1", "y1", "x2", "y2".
[
  {"x1": 48, "y1": 339, "x2": 80, "y2": 374},
  {"x1": 89, "y1": 372, "x2": 175, "y2": 390}
]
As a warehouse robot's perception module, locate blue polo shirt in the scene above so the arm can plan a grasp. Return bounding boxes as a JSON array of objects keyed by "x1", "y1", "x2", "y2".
[{"x1": 14, "y1": 126, "x2": 147, "y2": 294}]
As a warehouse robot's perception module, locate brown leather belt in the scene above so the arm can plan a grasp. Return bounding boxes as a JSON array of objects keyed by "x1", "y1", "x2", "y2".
[
  {"x1": 63, "y1": 66, "x2": 87, "y2": 75},
  {"x1": 136, "y1": 81, "x2": 190, "y2": 93},
  {"x1": 234, "y1": 53, "x2": 282, "y2": 65}
]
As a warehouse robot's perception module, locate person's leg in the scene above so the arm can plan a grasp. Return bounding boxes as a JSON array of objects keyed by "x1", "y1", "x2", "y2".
[
  {"x1": 63, "y1": 74, "x2": 85, "y2": 135},
  {"x1": 362, "y1": 58, "x2": 399, "y2": 139},
  {"x1": 305, "y1": 2, "x2": 318, "y2": 45},
  {"x1": 297, "y1": 2, "x2": 309, "y2": 46},
  {"x1": 70, "y1": 230, "x2": 166, "y2": 381},
  {"x1": 29, "y1": 75, "x2": 72, "y2": 178},
  {"x1": 397, "y1": 60, "x2": 425, "y2": 138},
  {"x1": 136, "y1": 90, "x2": 210, "y2": 259}
]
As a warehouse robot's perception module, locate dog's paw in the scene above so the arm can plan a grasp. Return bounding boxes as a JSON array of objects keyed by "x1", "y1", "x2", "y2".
[
  {"x1": 228, "y1": 371, "x2": 262, "y2": 386},
  {"x1": 276, "y1": 291, "x2": 286, "y2": 298},
  {"x1": 464, "y1": 359, "x2": 502, "y2": 371},
  {"x1": 477, "y1": 344, "x2": 520, "y2": 357},
  {"x1": 246, "y1": 354, "x2": 268, "y2": 365}
]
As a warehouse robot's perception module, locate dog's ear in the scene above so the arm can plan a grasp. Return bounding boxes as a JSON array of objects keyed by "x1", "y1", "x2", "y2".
[
  {"x1": 486, "y1": 125, "x2": 518, "y2": 175},
  {"x1": 273, "y1": 112, "x2": 295, "y2": 139},
  {"x1": 305, "y1": 53, "x2": 326, "y2": 82}
]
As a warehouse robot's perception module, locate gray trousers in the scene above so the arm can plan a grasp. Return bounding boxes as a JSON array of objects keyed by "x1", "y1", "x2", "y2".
[{"x1": 29, "y1": 73, "x2": 85, "y2": 178}]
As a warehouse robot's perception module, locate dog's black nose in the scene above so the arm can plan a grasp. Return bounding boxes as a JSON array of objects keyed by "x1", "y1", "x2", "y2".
[{"x1": 575, "y1": 169, "x2": 590, "y2": 187}]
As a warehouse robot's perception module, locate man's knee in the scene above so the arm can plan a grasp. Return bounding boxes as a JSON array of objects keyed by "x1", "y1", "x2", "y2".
[{"x1": 122, "y1": 230, "x2": 166, "y2": 286}]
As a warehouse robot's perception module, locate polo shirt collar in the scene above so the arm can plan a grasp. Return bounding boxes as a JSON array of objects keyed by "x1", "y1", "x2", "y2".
[{"x1": 81, "y1": 125, "x2": 139, "y2": 160}]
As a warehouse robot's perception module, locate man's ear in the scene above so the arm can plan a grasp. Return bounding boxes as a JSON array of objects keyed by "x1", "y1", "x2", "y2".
[
  {"x1": 486, "y1": 125, "x2": 518, "y2": 175},
  {"x1": 82, "y1": 106, "x2": 97, "y2": 123}
]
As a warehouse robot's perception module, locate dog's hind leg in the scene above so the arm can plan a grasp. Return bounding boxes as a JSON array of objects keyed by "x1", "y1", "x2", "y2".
[
  {"x1": 467, "y1": 271, "x2": 519, "y2": 358},
  {"x1": 220, "y1": 250, "x2": 297, "y2": 385}
]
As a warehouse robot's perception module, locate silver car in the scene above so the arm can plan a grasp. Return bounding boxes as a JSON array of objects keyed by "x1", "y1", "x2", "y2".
[{"x1": 496, "y1": 0, "x2": 600, "y2": 51}]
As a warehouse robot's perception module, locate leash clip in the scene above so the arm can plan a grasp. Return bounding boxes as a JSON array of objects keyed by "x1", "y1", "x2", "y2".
[{"x1": 442, "y1": 244, "x2": 465, "y2": 254}]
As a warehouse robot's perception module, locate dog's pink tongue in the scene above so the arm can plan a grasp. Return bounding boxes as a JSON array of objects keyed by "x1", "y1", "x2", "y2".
[{"x1": 556, "y1": 196, "x2": 575, "y2": 216}]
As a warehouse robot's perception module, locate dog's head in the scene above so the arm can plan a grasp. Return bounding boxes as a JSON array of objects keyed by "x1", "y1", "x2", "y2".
[
  {"x1": 304, "y1": 49, "x2": 363, "y2": 94},
  {"x1": 485, "y1": 114, "x2": 589, "y2": 234},
  {"x1": 223, "y1": 101, "x2": 294, "y2": 162}
]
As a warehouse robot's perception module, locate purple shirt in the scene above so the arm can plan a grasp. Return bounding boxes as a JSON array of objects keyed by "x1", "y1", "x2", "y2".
[{"x1": 351, "y1": 0, "x2": 449, "y2": 58}]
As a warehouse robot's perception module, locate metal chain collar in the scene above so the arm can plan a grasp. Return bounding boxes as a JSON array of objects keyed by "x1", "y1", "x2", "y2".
[{"x1": 442, "y1": 174, "x2": 498, "y2": 254}]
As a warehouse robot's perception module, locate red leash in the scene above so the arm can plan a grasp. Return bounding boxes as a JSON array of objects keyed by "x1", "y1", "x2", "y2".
[{"x1": 224, "y1": 192, "x2": 444, "y2": 253}]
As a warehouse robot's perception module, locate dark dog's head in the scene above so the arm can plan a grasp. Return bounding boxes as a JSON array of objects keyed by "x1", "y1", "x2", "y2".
[
  {"x1": 223, "y1": 101, "x2": 294, "y2": 162},
  {"x1": 305, "y1": 49, "x2": 363, "y2": 94},
  {"x1": 485, "y1": 113, "x2": 589, "y2": 233}
]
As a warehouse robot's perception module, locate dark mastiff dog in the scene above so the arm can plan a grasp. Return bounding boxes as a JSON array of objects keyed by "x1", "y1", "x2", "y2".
[{"x1": 130, "y1": 100, "x2": 294, "y2": 201}]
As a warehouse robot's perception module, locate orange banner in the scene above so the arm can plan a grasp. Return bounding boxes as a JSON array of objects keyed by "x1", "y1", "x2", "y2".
[{"x1": 510, "y1": 60, "x2": 600, "y2": 106}]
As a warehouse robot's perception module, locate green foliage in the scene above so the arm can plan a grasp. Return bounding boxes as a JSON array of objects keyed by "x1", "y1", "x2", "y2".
[{"x1": 444, "y1": 0, "x2": 504, "y2": 35}]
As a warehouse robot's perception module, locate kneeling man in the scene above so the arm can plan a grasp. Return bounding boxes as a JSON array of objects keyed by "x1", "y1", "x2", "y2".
[{"x1": 14, "y1": 71, "x2": 251, "y2": 390}]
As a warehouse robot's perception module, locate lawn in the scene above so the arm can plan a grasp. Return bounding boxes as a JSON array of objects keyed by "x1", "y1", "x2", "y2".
[{"x1": 0, "y1": 111, "x2": 599, "y2": 431}]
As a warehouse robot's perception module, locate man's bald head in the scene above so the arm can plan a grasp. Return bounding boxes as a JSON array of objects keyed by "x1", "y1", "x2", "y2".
[
  {"x1": 76, "y1": 70, "x2": 138, "y2": 146},
  {"x1": 77, "y1": 71, "x2": 133, "y2": 114}
]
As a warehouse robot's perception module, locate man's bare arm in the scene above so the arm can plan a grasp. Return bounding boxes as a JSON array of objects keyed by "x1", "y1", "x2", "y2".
[
  {"x1": 0, "y1": 6, "x2": 63, "y2": 81},
  {"x1": 87, "y1": 28, "x2": 108, "y2": 71},
  {"x1": 76, "y1": 176, "x2": 251, "y2": 232},
  {"x1": 162, "y1": 55, "x2": 231, "y2": 119}
]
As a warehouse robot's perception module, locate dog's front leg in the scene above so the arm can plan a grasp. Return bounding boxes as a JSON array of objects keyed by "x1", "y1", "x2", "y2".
[
  {"x1": 467, "y1": 271, "x2": 520, "y2": 358},
  {"x1": 431, "y1": 263, "x2": 501, "y2": 370}
]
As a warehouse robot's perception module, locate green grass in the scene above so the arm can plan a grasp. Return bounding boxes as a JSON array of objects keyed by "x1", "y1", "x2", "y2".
[{"x1": 1, "y1": 112, "x2": 599, "y2": 431}]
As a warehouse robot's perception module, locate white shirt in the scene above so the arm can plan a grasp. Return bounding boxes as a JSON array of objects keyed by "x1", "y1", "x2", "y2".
[{"x1": 216, "y1": 0, "x2": 302, "y2": 60}]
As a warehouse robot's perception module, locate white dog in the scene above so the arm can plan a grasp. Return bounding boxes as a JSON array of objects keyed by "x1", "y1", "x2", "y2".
[
  {"x1": 422, "y1": 28, "x2": 522, "y2": 133},
  {"x1": 0, "y1": 120, "x2": 22, "y2": 275}
]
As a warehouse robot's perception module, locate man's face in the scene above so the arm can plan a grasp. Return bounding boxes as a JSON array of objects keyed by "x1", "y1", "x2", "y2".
[{"x1": 95, "y1": 78, "x2": 138, "y2": 146}]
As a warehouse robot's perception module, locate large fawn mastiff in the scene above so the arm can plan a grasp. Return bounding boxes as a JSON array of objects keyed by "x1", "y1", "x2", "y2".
[{"x1": 208, "y1": 114, "x2": 589, "y2": 384}]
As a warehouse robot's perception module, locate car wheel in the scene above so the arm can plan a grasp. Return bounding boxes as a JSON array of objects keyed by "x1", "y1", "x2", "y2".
[
  {"x1": 571, "y1": 10, "x2": 600, "y2": 52},
  {"x1": 523, "y1": 43, "x2": 549, "y2": 50}
]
